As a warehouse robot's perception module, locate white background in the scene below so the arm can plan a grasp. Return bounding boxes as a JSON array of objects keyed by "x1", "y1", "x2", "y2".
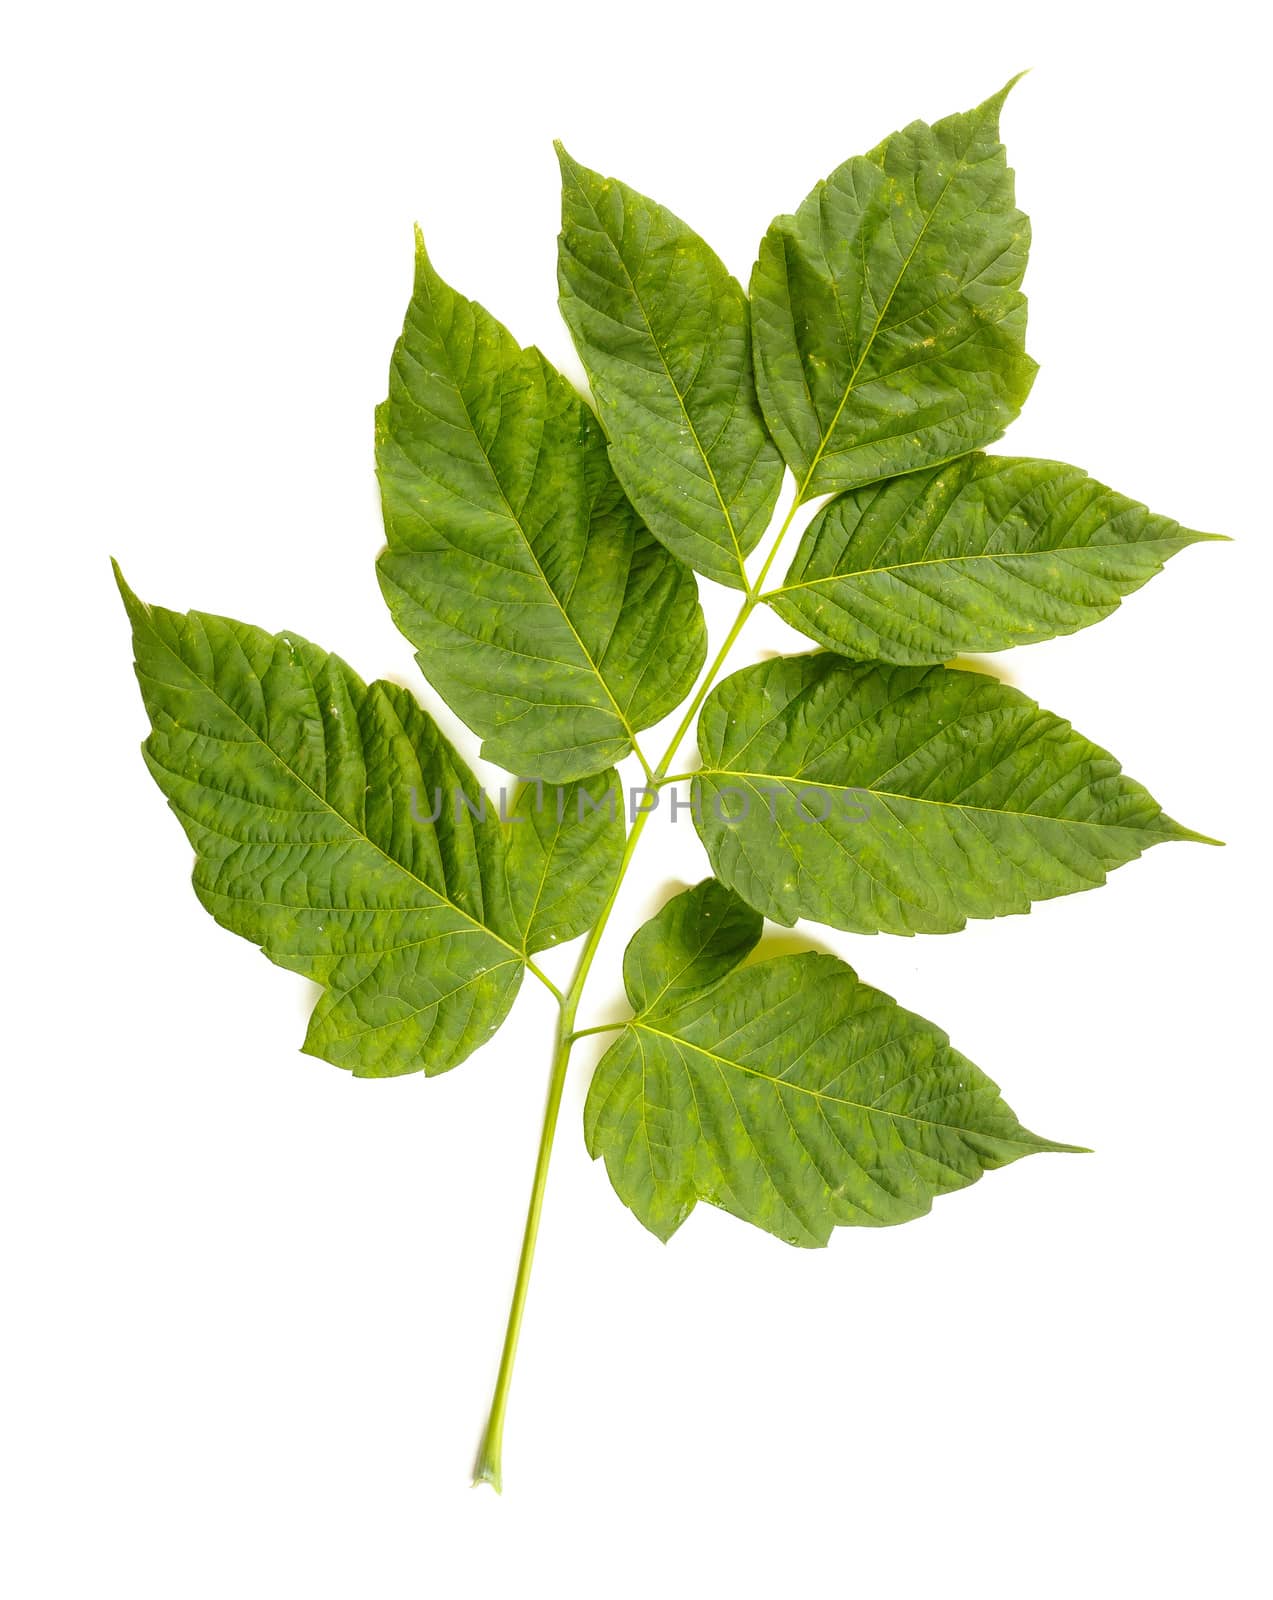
[{"x1": 4, "y1": 3, "x2": 1269, "y2": 1595}]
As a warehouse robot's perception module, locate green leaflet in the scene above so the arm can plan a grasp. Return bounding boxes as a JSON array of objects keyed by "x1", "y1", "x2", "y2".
[
  {"x1": 376, "y1": 231, "x2": 706, "y2": 783},
  {"x1": 621, "y1": 877, "x2": 763, "y2": 1015},
  {"x1": 586, "y1": 883, "x2": 1076, "y2": 1245},
  {"x1": 693, "y1": 653, "x2": 1211, "y2": 936},
  {"x1": 505, "y1": 772, "x2": 625, "y2": 956},
  {"x1": 766, "y1": 454, "x2": 1223, "y2": 663},
  {"x1": 750, "y1": 79, "x2": 1036, "y2": 502},
  {"x1": 116, "y1": 567, "x2": 622, "y2": 1077},
  {"x1": 557, "y1": 147, "x2": 784, "y2": 589}
]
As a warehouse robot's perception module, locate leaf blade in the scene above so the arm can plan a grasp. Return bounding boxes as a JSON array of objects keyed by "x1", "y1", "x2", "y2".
[
  {"x1": 118, "y1": 567, "x2": 543, "y2": 1077},
  {"x1": 376, "y1": 232, "x2": 706, "y2": 782},
  {"x1": 622, "y1": 877, "x2": 763, "y2": 1017},
  {"x1": 693, "y1": 653, "x2": 1209, "y2": 935},
  {"x1": 505, "y1": 773, "x2": 626, "y2": 956},
  {"x1": 766, "y1": 454, "x2": 1224, "y2": 662},
  {"x1": 750, "y1": 79, "x2": 1036, "y2": 501},
  {"x1": 587, "y1": 946, "x2": 1075, "y2": 1245},
  {"x1": 557, "y1": 147, "x2": 784, "y2": 589}
]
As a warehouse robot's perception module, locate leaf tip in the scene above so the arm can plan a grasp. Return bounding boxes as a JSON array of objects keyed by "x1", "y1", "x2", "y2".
[
  {"x1": 1019, "y1": 1130, "x2": 1090, "y2": 1157},
  {"x1": 1184, "y1": 827, "x2": 1225, "y2": 848},
  {"x1": 980, "y1": 70, "x2": 1031, "y2": 129},
  {"x1": 554, "y1": 141, "x2": 606, "y2": 199},
  {"x1": 998, "y1": 69, "x2": 1031, "y2": 103},
  {"x1": 111, "y1": 558, "x2": 146, "y2": 623}
]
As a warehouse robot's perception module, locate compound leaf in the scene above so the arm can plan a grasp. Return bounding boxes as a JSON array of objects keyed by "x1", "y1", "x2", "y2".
[
  {"x1": 557, "y1": 146, "x2": 784, "y2": 589},
  {"x1": 766, "y1": 454, "x2": 1223, "y2": 662},
  {"x1": 750, "y1": 79, "x2": 1036, "y2": 502},
  {"x1": 506, "y1": 772, "x2": 626, "y2": 956},
  {"x1": 116, "y1": 567, "x2": 600, "y2": 1077},
  {"x1": 693, "y1": 653, "x2": 1211, "y2": 936},
  {"x1": 376, "y1": 231, "x2": 706, "y2": 783},
  {"x1": 622, "y1": 877, "x2": 762, "y2": 1017},
  {"x1": 586, "y1": 900, "x2": 1076, "y2": 1244}
]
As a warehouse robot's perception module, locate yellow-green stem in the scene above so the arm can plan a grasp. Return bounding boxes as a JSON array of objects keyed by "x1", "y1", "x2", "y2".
[
  {"x1": 471, "y1": 801, "x2": 657, "y2": 1491},
  {"x1": 472, "y1": 489, "x2": 807, "y2": 1491},
  {"x1": 471, "y1": 1007, "x2": 572, "y2": 1493}
]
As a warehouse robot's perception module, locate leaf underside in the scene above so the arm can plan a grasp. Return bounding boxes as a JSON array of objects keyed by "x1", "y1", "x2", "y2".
[
  {"x1": 117, "y1": 567, "x2": 624, "y2": 1077},
  {"x1": 693, "y1": 653, "x2": 1205, "y2": 936},
  {"x1": 587, "y1": 883, "x2": 1075, "y2": 1245},
  {"x1": 376, "y1": 232, "x2": 707, "y2": 783},
  {"x1": 750, "y1": 78, "x2": 1037, "y2": 501},
  {"x1": 767, "y1": 453, "x2": 1220, "y2": 662}
]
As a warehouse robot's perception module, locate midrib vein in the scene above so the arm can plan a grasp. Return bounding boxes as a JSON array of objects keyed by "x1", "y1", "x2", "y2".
[
  {"x1": 570, "y1": 184, "x2": 748, "y2": 584},
  {"x1": 631, "y1": 1022, "x2": 1042, "y2": 1145},
  {"x1": 765, "y1": 540, "x2": 1161, "y2": 593},
  {"x1": 418, "y1": 275, "x2": 642, "y2": 752},
  {"x1": 794, "y1": 158, "x2": 966, "y2": 499},
  {"x1": 701, "y1": 769, "x2": 1171, "y2": 834}
]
